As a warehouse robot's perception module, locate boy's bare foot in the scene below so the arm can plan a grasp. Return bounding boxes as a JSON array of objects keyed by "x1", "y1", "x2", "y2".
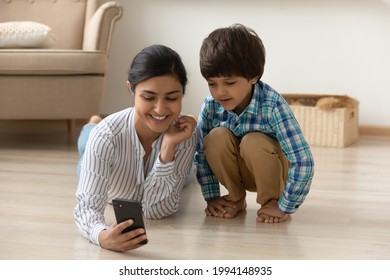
[
  {"x1": 256, "y1": 199, "x2": 290, "y2": 223},
  {"x1": 223, "y1": 195, "x2": 247, "y2": 219},
  {"x1": 89, "y1": 115, "x2": 102, "y2": 124}
]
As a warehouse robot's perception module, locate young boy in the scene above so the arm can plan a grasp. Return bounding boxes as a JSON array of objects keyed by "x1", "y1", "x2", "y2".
[{"x1": 194, "y1": 23, "x2": 314, "y2": 223}]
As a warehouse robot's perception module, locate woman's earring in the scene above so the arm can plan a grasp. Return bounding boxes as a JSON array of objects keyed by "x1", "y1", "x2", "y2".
[{"x1": 127, "y1": 81, "x2": 134, "y2": 96}]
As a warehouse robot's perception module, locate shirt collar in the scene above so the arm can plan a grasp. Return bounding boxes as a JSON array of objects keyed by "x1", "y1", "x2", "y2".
[{"x1": 246, "y1": 82, "x2": 263, "y2": 115}]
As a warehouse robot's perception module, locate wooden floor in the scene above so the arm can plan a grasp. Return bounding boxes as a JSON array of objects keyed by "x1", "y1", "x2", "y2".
[{"x1": 0, "y1": 120, "x2": 390, "y2": 260}]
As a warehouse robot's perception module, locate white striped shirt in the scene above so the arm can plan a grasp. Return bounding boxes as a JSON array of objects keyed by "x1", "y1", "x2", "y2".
[{"x1": 74, "y1": 108, "x2": 198, "y2": 245}]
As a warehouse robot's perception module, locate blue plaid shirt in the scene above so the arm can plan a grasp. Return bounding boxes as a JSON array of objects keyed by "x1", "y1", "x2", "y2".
[{"x1": 194, "y1": 81, "x2": 314, "y2": 214}]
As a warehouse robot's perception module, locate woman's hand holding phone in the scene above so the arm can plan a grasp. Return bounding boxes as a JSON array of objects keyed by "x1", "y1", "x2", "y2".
[
  {"x1": 99, "y1": 198, "x2": 148, "y2": 252},
  {"x1": 98, "y1": 220, "x2": 147, "y2": 252}
]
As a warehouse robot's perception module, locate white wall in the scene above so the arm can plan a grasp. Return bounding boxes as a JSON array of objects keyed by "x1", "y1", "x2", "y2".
[{"x1": 101, "y1": 0, "x2": 390, "y2": 126}]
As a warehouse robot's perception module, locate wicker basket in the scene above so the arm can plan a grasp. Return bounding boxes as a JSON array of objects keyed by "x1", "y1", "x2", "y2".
[{"x1": 282, "y1": 94, "x2": 359, "y2": 148}]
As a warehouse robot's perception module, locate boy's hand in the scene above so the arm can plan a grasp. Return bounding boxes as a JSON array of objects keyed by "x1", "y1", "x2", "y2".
[
  {"x1": 98, "y1": 219, "x2": 147, "y2": 252},
  {"x1": 205, "y1": 195, "x2": 246, "y2": 218}
]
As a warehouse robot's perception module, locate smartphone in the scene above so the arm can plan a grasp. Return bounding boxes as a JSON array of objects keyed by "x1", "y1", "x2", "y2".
[{"x1": 112, "y1": 198, "x2": 148, "y2": 244}]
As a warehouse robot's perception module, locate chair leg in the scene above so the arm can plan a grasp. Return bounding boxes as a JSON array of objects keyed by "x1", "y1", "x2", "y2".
[{"x1": 67, "y1": 119, "x2": 75, "y2": 137}]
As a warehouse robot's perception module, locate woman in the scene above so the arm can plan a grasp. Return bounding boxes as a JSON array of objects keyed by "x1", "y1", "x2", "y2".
[{"x1": 74, "y1": 44, "x2": 198, "y2": 252}]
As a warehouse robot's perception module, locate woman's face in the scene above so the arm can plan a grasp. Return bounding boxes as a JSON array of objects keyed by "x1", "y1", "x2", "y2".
[{"x1": 132, "y1": 75, "x2": 184, "y2": 136}]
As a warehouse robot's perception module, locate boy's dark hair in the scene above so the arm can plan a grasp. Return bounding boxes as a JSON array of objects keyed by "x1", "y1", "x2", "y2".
[
  {"x1": 199, "y1": 23, "x2": 266, "y2": 81},
  {"x1": 128, "y1": 44, "x2": 188, "y2": 93}
]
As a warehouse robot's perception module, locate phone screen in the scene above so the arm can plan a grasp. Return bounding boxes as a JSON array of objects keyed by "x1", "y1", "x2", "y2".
[{"x1": 112, "y1": 198, "x2": 148, "y2": 244}]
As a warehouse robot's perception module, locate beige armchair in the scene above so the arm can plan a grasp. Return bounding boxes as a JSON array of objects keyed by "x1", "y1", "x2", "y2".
[{"x1": 0, "y1": 0, "x2": 123, "y2": 133}]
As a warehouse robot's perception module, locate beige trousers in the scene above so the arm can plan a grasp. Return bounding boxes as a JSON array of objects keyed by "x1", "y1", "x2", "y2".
[{"x1": 204, "y1": 127, "x2": 289, "y2": 206}]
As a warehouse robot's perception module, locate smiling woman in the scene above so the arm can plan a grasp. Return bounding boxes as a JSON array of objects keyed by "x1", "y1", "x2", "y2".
[
  {"x1": 74, "y1": 44, "x2": 199, "y2": 252},
  {"x1": 133, "y1": 75, "x2": 184, "y2": 136}
]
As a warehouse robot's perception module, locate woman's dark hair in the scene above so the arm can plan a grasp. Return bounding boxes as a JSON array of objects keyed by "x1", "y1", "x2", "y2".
[
  {"x1": 128, "y1": 44, "x2": 188, "y2": 93},
  {"x1": 199, "y1": 23, "x2": 266, "y2": 81}
]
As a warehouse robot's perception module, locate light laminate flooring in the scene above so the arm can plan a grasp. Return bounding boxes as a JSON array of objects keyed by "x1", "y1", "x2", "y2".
[{"x1": 0, "y1": 120, "x2": 389, "y2": 260}]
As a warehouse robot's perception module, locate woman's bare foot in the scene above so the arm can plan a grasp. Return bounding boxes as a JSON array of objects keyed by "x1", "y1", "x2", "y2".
[
  {"x1": 256, "y1": 200, "x2": 290, "y2": 223},
  {"x1": 223, "y1": 195, "x2": 247, "y2": 219},
  {"x1": 89, "y1": 115, "x2": 102, "y2": 124}
]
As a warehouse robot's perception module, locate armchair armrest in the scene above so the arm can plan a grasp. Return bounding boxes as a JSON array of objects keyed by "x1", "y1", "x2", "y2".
[{"x1": 83, "y1": 1, "x2": 123, "y2": 54}]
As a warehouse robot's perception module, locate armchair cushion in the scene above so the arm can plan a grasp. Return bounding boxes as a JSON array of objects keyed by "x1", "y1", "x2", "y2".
[
  {"x1": 0, "y1": 21, "x2": 55, "y2": 48},
  {"x1": 0, "y1": 50, "x2": 107, "y2": 75}
]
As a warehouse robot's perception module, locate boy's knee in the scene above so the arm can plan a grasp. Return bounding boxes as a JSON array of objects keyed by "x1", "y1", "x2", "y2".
[
  {"x1": 204, "y1": 127, "x2": 233, "y2": 147},
  {"x1": 204, "y1": 127, "x2": 237, "y2": 157},
  {"x1": 240, "y1": 132, "x2": 278, "y2": 156}
]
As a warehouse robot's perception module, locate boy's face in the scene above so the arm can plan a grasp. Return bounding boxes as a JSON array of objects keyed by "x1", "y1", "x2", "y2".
[{"x1": 206, "y1": 76, "x2": 258, "y2": 114}]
